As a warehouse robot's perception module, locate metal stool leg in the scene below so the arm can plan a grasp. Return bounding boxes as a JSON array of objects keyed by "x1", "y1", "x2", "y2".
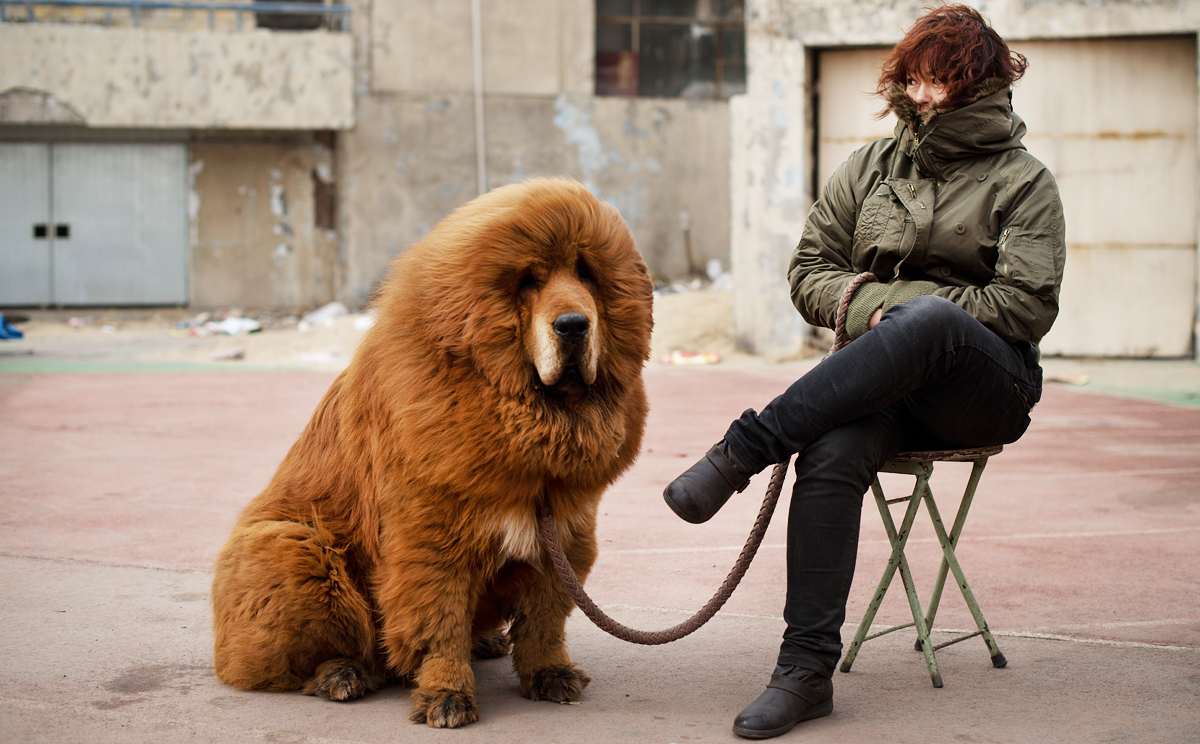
[
  {"x1": 892, "y1": 466, "x2": 943, "y2": 687},
  {"x1": 916, "y1": 457, "x2": 985, "y2": 642},
  {"x1": 840, "y1": 479, "x2": 910, "y2": 674},
  {"x1": 918, "y1": 458, "x2": 1007, "y2": 669},
  {"x1": 840, "y1": 463, "x2": 943, "y2": 687}
]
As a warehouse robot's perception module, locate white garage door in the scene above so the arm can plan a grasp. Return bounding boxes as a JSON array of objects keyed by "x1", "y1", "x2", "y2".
[
  {"x1": 0, "y1": 142, "x2": 188, "y2": 307},
  {"x1": 816, "y1": 36, "x2": 1198, "y2": 357}
]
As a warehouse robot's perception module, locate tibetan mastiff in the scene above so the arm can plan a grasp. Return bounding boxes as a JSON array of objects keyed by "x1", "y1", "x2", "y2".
[{"x1": 211, "y1": 178, "x2": 653, "y2": 728}]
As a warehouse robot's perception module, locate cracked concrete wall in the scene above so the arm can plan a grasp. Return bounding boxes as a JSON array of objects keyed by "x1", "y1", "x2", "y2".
[
  {"x1": 190, "y1": 138, "x2": 337, "y2": 310},
  {"x1": 549, "y1": 95, "x2": 730, "y2": 281},
  {"x1": 0, "y1": 25, "x2": 353, "y2": 129},
  {"x1": 339, "y1": 92, "x2": 731, "y2": 306},
  {"x1": 732, "y1": 0, "x2": 1200, "y2": 357},
  {"x1": 730, "y1": 35, "x2": 807, "y2": 359}
]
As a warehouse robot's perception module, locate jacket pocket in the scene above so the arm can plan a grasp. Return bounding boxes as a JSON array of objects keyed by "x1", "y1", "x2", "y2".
[
  {"x1": 852, "y1": 196, "x2": 890, "y2": 251},
  {"x1": 999, "y1": 227, "x2": 1060, "y2": 295}
]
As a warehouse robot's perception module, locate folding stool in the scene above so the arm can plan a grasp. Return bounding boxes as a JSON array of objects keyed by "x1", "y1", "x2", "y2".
[{"x1": 839, "y1": 445, "x2": 1007, "y2": 688}]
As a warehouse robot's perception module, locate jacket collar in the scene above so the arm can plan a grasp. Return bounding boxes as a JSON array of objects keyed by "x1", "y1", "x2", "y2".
[{"x1": 883, "y1": 79, "x2": 1027, "y2": 179}]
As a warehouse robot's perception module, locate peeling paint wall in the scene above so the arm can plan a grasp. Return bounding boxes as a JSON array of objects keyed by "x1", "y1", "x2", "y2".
[
  {"x1": 10, "y1": 0, "x2": 1197, "y2": 348},
  {"x1": 339, "y1": 93, "x2": 730, "y2": 306},
  {"x1": 0, "y1": 19, "x2": 352, "y2": 312},
  {"x1": 0, "y1": 25, "x2": 353, "y2": 129},
  {"x1": 190, "y1": 137, "x2": 337, "y2": 310},
  {"x1": 551, "y1": 94, "x2": 730, "y2": 280},
  {"x1": 730, "y1": 35, "x2": 808, "y2": 358},
  {"x1": 339, "y1": 93, "x2": 479, "y2": 306},
  {"x1": 1, "y1": 4, "x2": 734, "y2": 310}
]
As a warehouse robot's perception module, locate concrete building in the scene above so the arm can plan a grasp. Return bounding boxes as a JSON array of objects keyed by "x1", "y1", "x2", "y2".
[
  {"x1": 1, "y1": 1, "x2": 1199, "y2": 359},
  {"x1": 0, "y1": 0, "x2": 737, "y2": 313},
  {"x1": 0, "y1": 4, "x2": 354, "y2": 310}
]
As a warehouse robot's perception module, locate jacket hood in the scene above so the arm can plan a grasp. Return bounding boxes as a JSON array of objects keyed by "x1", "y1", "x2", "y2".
[{"x1": 884, "y1": 79, "x2": 1027, "y2": 178}]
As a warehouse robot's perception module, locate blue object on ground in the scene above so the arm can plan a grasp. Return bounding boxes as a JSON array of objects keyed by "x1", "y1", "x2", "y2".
[{"x1": 0, "y1": 314, "x2": 24, "y2": 340}]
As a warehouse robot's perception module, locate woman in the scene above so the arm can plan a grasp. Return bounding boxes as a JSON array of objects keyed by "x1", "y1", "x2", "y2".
[{"x1": 663, "y1": 6, "x2": 1064, "y2": 739}]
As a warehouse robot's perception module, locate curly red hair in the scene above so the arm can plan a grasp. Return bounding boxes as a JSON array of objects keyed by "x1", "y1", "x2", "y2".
[{"x1": 877, "y1": 4, "x2": 1027, "y2": 108}]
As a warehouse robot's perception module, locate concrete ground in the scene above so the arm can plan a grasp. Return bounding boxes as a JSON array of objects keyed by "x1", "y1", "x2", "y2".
[{"x1": 1, "y1": 326, "x2": 1199, "y2": 743}]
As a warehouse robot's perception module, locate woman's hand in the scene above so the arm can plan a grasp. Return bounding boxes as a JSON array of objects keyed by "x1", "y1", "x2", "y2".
[{"x1": 869, "y1": 308, "x2": 883, "y2": 329}]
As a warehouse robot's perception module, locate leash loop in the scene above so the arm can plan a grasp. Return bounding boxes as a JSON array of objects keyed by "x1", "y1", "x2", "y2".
[{"x1": 537, "y1": 458, "x2": 790, "y2": 645}]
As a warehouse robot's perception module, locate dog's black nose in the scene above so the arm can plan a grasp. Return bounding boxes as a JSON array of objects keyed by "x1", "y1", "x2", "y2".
[{"x1": 553, "y1": 313, "x2": 589, "y2": 341}]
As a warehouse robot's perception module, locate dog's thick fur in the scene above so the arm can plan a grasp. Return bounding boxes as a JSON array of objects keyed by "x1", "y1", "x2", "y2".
[{"x1": 211, "y1": 178, "x2": 653, "y2": 728}]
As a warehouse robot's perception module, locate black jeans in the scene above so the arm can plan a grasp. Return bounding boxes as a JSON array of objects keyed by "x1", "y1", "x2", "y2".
[{"x1": 721, "y1": 296, "x2": 1042, "y2": 678}]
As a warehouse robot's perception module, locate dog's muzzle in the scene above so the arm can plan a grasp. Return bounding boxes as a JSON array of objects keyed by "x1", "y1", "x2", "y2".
[{"x1": 533, "y1": 311, "x2": 598, "y2": 395}]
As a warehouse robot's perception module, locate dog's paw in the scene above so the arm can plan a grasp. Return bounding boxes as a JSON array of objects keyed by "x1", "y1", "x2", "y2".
[
  {"x1": 301, "y1": 659, "x2": 377, "y2": 702},
  {"x1": 409, "y1": 689, "x2": 480, "y2": 728},
  {"x1": 471, "y1": 629, "x2": 511, "y2": 660},
  {"x1": 525, "y1": 665, "x2": 591, "y2": 703}
]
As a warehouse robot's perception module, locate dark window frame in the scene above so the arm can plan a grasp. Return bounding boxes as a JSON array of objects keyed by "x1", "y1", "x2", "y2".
[{"x1": 597, "y1": 0, "x2": 745, "y2": 100}]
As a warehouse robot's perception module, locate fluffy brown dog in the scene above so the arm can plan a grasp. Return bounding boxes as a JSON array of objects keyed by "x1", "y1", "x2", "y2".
[{"x1": 211, "y1": 178, "x2": 653, "y2": 728}]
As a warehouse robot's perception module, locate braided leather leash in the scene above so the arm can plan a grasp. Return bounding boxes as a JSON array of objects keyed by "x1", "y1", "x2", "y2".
[
  {"x1": 536, "y1": 459, "x2": 789, "y2": 645},
  {"x1": 535, "y1": 271, "x2": 876, "y2": 644},
  {"x1": 832, "y1": 271, "x2": 878, "y2": 352}
]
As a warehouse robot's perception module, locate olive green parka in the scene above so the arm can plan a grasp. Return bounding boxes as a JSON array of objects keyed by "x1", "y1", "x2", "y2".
[{"x1": 788, "y1": 80, "x2": 1066, "y2": 346}]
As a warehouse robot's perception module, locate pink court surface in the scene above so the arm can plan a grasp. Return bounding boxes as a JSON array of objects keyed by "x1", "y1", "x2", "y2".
[{"x1": 1, "y1": 363, "x2": 1198, "y2": 743}]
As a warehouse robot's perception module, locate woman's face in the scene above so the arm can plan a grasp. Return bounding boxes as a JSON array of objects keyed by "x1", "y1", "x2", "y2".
[{"x1": 906, "y1": 73, "x2": 947, "y2": 112}]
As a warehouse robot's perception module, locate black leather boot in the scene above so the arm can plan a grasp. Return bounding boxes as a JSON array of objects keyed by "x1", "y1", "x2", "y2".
[
  {"x1": 731, "y1": 672, "x2": 833, "y2": 739},
  {"x1": 662, "y1": 442, "x2": 753, "y2": 524}
]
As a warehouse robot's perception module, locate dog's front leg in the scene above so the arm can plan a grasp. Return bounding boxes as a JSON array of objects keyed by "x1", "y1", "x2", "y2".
[
  {"x1": 376, "y1": 541, "x2": 482, "y2": 728},
  {"x1": 508, "y1": 523, "x2": 596, "y2": 703}
]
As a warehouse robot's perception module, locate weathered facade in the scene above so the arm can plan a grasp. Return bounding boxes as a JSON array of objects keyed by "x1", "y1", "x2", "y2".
[
  {"x1": 0, "y1": 1, "x2": 733, "y2": 314},
  {"x1": 733, "y1": 0, "x2": 1200, "y2": 358},
  {"x1": 342, "y1": 1, "x2": 733, "y2": 305},
  {"x1": 0, "y1": 7, "x2": 354, "y2": 311},
  {"x1": 2, "y1": 1, "x2": 1199, "y2": 358}
]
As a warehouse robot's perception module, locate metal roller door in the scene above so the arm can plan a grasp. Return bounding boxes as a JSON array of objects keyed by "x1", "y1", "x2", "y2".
[
  {"x1": 0, "y1": 142, "x2": 188, "y2": 307},
  {"x1": 0, "y1": 143, "x2": 52, "y2": 305}
]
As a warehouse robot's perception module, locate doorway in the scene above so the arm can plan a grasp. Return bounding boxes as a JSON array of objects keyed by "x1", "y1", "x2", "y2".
[{"x1": 0, "y1": 142, "x2": 188, "y2": 307}]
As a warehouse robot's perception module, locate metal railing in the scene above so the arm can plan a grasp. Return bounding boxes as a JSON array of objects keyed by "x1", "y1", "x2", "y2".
[{"x1": 0, "y1": 0, "x2": 350, "y2": 31}]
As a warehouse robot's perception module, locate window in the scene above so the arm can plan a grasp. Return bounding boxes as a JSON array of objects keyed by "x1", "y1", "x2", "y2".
[{"x1": 596, "y1": 0, "x2": 745, "y2": 99}]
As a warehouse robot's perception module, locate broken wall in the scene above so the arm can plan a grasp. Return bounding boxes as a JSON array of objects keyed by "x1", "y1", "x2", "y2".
[
  {"x1": 0, "y1": 17, "x2": 353, "y2": 312},
  {"x1": 189, "y1": 135, "x2": 338, "y2": 310}
]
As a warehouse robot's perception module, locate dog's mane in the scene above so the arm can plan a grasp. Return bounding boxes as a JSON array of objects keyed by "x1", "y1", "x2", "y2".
[{"x1": 338, "y1": 178, "x2": 653, "y2": 496}]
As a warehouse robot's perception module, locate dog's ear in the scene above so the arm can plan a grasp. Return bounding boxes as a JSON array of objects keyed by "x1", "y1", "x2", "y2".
[
  {"x1": 407, "y1": 243, "x2": 534, "y2": 395},
  {"x1": 582, "y1": 205, "x2": 654, "y2": 369}
]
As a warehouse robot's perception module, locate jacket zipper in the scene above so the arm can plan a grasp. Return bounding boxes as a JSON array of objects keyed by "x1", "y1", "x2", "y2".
[
  {"x1": 906, "y1": 183, "x2": 926, "y2": 210},
  {"x1": 998, "y1": 228, "x2": 1012, "y2": 282}
]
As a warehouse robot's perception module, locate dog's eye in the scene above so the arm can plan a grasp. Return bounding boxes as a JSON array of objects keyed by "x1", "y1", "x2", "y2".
[
  {"x1": 518, "y1": 274, "x2": 539, "y2": 292},
  {"x1": 575, "y1": 260, "x2": 594, "y2": 284}
]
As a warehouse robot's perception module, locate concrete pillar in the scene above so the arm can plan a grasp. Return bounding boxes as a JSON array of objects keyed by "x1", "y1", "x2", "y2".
[
  {"x1": 729, "y1": 31, "x2": 810, "y2": 358},
  {"x1": 1195, "y1": 30, "x2": 1200, "y2": 360}
]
